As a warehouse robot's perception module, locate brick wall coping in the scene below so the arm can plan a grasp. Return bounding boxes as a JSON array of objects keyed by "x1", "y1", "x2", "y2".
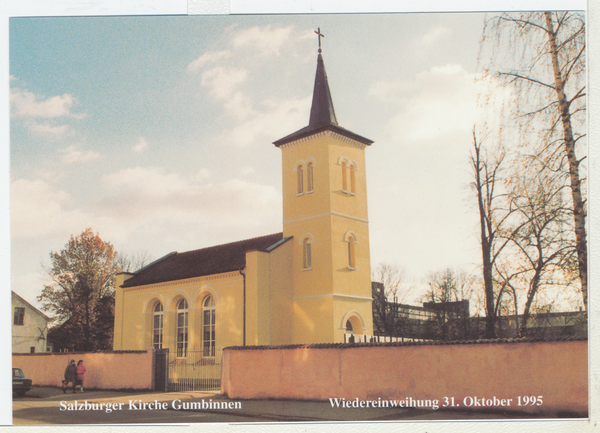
[{"x1": 224, "y1": 336, "x2": 587, "y2": 351}]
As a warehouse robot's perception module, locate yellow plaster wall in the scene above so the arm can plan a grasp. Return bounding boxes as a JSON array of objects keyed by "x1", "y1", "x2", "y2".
[
  {"x1": 330, "y1": 214, "x2": 372, "y2": 297},
  {"x1": 267, "y1": 240, "x2": 294, "y2": 345},
  {"x1": 333, "y1": 297, "x2": 373, "y2": 342},
  {"x1": 328, "y1": 140, "x2": 369, "y2": 219},
  {"x1": 245, "y1": 251, "x2": 271, "y2": 346},
  {"x1": 115, "y1": 272, "x2": 244, "y2": 354},
  {"x1": 281, "y1": 136, "x2": 331, "y2": 224},
  {"x1": 292, "y1": 296, "x2": 334, "y2": 343},
  {"x1": 280, "y1": 132, "x2": 374, "y2": 345}
]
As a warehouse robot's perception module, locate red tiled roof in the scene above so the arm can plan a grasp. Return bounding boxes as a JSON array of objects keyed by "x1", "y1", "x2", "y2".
[{"x1": 122, "y1": 233, "x2": 286, "y2": 288}]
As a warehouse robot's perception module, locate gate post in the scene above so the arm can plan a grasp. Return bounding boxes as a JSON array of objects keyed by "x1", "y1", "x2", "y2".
[{"x1": 154, "y1": 349, "x2": 169, "y2": 392}]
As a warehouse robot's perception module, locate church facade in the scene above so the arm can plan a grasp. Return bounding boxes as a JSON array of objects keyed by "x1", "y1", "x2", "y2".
[{"x1": 113, "y1": 44, "x2": 374, "y2": 356}]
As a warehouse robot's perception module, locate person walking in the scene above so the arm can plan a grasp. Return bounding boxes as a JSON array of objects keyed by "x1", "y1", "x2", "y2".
[
  {"x1": 63, "y1": 360, "x2": 77, "y2": 393},
  {"x1": 75, "y1": 360, "x2": 87, "y2": 392}
]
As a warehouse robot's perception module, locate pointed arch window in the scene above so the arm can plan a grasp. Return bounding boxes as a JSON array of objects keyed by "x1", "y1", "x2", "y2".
[
  {"x1": 345, "y1": 233, "x2": 357, "y2": 270},
  {"x1": 152, "y1": 301, "x2": 163, "y2": 350},
  {"x1": 340, "y1": 158, "x2": 357, "y2": 195},
  {"x1": 349, "y1": 163, "x2": 357, "y2": 195},
  {"x1": 341, "y1": 161, "x2": 348, "y2": 192},
  {"x1": 176, "y1": 298, "x2": 188, "y2": 358},
  {"x1": 297, "y1": 165, "x2": 304, "y2": 195},
  {"x1": 203, "y1": 296, "x2": 216, "y2": 357},
  {"x1": 302, "y1": 235, "x2": 314, "y2": 270}
]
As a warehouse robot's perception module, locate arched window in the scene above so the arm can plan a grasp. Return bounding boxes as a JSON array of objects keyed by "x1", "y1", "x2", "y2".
[
  {"x1": 203, "y1": 296, "x2": 216, "y2": 357},
  {"x1": 176, "y1": 298, "x2": 188, "y2": 358},
  {"x1": 306, "y1": 162, "x2": 314, "y2": 193},
  {"x1": 302, "y1": 236, "x2": 313, "y2": 270},
  {"x1": 297, "y1": 165, "x2": 304, "y2": 195},
  {"x1": 152, "y1": 301, "x2": 163, "y2": 350},
  {"x1": 345, "y1": 233, "x2": 357, "y2": 270},
  {"x1": 341, "y1": 161, "x2": 348, "y2": 192},
  {"x1": 349, "y1": 163, "x2": 356, "y2": 194}
]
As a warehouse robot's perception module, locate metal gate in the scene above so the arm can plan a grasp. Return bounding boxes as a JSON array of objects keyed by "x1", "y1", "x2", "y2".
[
  {"x1": 166, "y1": 349, "x2": 222, "y2": 392},
  {"x1": 154, "y1": 349, "x2": 169, "y2": 391}
]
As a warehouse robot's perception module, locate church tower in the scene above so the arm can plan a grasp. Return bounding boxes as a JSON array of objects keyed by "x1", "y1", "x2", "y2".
[{"x1": 273, "y1": 30, "x2": 374, "y2": 343}]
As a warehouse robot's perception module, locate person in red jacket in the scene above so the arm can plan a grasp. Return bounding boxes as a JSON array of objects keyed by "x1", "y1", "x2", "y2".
[{"x1": 75, "y1": 360, "x2": 87, "y2": 392}]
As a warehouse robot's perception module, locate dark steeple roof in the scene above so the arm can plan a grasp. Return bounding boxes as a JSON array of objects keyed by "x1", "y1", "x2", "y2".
[
  {"x1": 121, "y1": 233, "x2": 289, "y2": 288},
  {"x1": 273, "y1": 52, "x2": 373, "y2": 147},
  {"x1": 308, "y1": 53, "x2": 338, "y2": 128}
]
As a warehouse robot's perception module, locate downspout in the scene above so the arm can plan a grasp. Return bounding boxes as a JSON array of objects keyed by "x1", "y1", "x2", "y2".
[{"x1": 239, "y1": 266, "x2": 246, "y2": 346}]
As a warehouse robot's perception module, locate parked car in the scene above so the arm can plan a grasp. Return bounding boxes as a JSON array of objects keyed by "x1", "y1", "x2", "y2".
[{"x1": 12, "y1": 368, "x2": 32, "y2": 397}]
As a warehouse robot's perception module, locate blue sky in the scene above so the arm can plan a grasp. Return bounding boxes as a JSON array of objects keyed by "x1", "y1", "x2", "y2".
[{"x1": 10, "y1": 13, "x2": 492, "y2": 308}]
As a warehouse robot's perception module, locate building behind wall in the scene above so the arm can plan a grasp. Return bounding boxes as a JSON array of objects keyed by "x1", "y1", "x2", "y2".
[
  {"x1": 372, "y1": 282, "x2": 586, "y2": 340},
  {"x1": 11, "y1": 291, "x2": 50, "y2": 353},
  {"x1": 113, "y1": 42, "x2": 374, "y2": 359}
]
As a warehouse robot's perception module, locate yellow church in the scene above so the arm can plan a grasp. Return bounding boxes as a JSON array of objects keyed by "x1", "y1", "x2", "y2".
[{"x1": 113, "y1": 41, "x2": 374, "y2": 359}]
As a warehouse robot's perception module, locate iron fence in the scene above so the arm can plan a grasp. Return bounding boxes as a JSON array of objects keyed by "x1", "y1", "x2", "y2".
[
  {"x1": 167, "y1": 349, "x2": 222, "y2": 392},
  {"x1": 344, "y1": 333, "x2": 430, "y2": 343}
]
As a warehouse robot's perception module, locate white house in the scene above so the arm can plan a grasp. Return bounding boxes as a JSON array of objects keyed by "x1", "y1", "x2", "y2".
[{"x1": 12, "y1": 291, "x2": 51, "y2": 353}]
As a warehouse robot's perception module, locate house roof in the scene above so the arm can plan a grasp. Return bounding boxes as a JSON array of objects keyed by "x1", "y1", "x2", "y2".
[
  {"x1": 121, "y1": 233, "x2": 288, "y2": 288},
  {"x1": 273, "y1": 53, "x2": 373, "y2": 147}
]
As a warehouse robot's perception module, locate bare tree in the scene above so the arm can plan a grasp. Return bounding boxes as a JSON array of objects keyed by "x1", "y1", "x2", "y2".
[
  {"x1": 423, "y1": 268, "x2": 474, "y2": 339},
  {"x1": 371, "y1": 263, "x2": 410, "y2": 337},
  {"x1": 503, "y1": 162, "x2": 578, "y2": 336},
  {"x1": 470, "y1": 131, "x2": 514, "y2": 338},
  {"x1": 116, "y1": 250, "x2": 153, "y2": 273},
  {"x1": 481, "y1": 11, "x2": 587, "y2": 309}
]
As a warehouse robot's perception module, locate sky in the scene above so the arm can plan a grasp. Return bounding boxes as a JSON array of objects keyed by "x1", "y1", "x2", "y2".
[{"x1": 9, "y1": 13, "x2": 493, "y2": 308}]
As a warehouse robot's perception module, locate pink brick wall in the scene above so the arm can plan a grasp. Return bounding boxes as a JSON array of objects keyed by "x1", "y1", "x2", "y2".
[
  {"x1": 222, "y1": 340, "x2": 587, "y2": 415},
  {"x1": 13, "y1": 348, "x2": 154, "y2": 390}
]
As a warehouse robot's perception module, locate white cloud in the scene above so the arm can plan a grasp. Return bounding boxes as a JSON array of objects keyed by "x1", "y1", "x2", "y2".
[
  {"x1": 241, "y1": 166, "x2": 254, "y2": 176},
  {"x1": 421, "y1": 27, "x2": 451, "y2": 46},
  {"x1": 28, "y1": 121, "x2": 69, "y2": 137},
  {"x1": 193, "y1": 169, "x2": 211, "y2": 180},
  {"x1": 10, "y1": 87, "x2": 80, "y2": 119},
  {"x1": 11, "y1": 179, "x2": 92, "y2": 240},
  {"x1": 132, "y1": 137, "x2": 149, "y2": 152},
  {"x1": 187, "y1": 50, "x2": 231, "y2": 72},
  {"x1": 60, "y1": 144, "x2": 101, "y2": 164},
  {"x1": 201, "y1": 66, "x2": 248, "y2": 100},
  {"x1": 219, "y1": 95, "x2": 310, "y2": 147},
  {"x1": 231, "y1": 25, "x2": 294, "y2": 56},
  {"x1": 223, "y1": 91, "x2": 254, "y2": 120},
  {"x1": 373, "y1": 63, "x2": 482, "y2": 141},
  {"x1": 98, "y1": 167, "x2": 281, "y2": 233}
]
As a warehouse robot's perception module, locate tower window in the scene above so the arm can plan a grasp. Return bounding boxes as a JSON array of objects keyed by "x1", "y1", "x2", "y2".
[
  {"x1": 302, "y1": 236, "x2": 313, "y2": 270},
  {"x1": 349, "y1": 163, "x2": 357, "y2": 195},
  {"x1": 307, "y1": 162, "x2": 314, "y2": 193},
  {"x1": 176, "y1": 298, "x2": 188, "y2": 358},
  {"x1": 203, "y1": 296, "x2": 216, "y2": 357},
  {"x1": 297, "y1": 165, "x2": 304, "y2": 195},
  {"x1": 341, "y1": 161, "x2": 348, "y2": 192},
  {"x1": 345, "y1": 233, "x2": 357, "y2": 270}
]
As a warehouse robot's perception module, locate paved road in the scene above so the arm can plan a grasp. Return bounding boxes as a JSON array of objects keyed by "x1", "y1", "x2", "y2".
[{"x1": 12, "y1": 386, "x2": 558, "y2": 425}]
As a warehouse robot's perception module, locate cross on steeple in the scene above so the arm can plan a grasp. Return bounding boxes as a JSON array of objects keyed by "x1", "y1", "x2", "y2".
[{"x1": 314, "y1": 28, "x2": 324, "y2": 53}]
